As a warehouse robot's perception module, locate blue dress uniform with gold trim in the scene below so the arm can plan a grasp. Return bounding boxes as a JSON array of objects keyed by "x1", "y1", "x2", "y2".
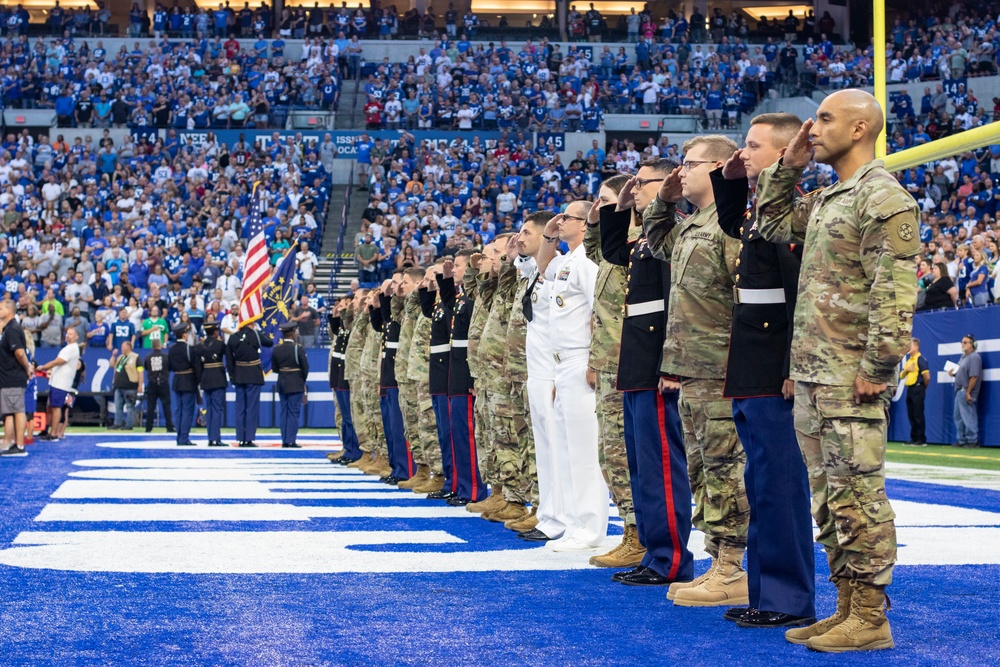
[
  {"x1": 420, "y1": 284, "x2": 454, "y2": 498},
  {"x1": 168, "y1": 323, "x2": 200, "y2": 447},
  {"x1": 710, "y1": 167, "x2": 815, "y2": 625},
  {"x1": 440, "y1": 272, "x2": 487, "y2": 506},
  {"x1": 226, "y1": 323, "x2": 273, "y2": 447},
  {"x1": 270, "y1": 322, "x2": 309, "y2": 448},
  {"x1": 372, "y1": 294, "x2": 412, "y2": 482},
  {"x1": 601, "y1": 203, "x2": 694, "y2": 586},
  {"x1": 329, "y1": 314, "x2": 361, "y2": 462},
  {"x1": 195, "y1": 323, "x2": 228, "y2": 447}
]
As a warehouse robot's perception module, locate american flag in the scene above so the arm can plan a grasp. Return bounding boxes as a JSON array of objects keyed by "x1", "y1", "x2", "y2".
[{"x1": 238, "y1": 182, "x2": 271, "y2": 325}]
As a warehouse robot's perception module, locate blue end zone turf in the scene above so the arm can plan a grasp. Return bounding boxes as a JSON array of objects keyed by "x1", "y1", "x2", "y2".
[{"x1": 0, "y1": 435, "x2": 997, "y2": 666}]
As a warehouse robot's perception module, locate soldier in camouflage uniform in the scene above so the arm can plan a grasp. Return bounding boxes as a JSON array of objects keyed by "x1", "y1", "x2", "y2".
[
  {"x1": 583, "y1": 173, "x2": 644, "y2": 569},
  {"x1": 756, "y1": 90, "x2": 917, "y2": 653},
  {"x1": 465, "y1": 246, "x2": 502, "y2": 514},
  {"x1": 361, "y1": 288, "x2": 390, "y2": 476},
  {"x1": 396, "y1": 268, "x2": 432, "y2": 490},
  {"x1": 643, "y1": 136, "x2": 749, "y2": 607},
  {"x1": 343, "y1": 290, "x2": 373, "y2": 470},
  {"x1": 477, "y1": 234, "x2": 532, "y2": 524}
]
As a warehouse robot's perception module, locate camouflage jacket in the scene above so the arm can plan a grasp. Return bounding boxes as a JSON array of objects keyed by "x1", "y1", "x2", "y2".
[
  {"x1": 756, "y1": 159, "x2": 920, "y2": 386},
  {"x1": 361, "y1": 307, "x2": 383, "y2": 380},
  {"x1": 584, "y1": 220, "x2": 641, "y2": 375},
  {"x1": 644, "y1": 199, "x2": 740, "y2": 379},
  {"x1": 407, "y1": 297, "x2": 432, "y2": 383},
  {"x1": 505, "y1": 272, "x2": 530, "y2": 383},
  {"x1": 395, "y1": 292, "x2": 418, "y2": 382},
  {"x1": 468, "y1": 268, "x2": 499, "y2": 380},
  {"x1": 342, "y1": 307, "x2": 368, "y2": 382},
  {"x1": 479, "y1": 262, "x2": 518, "y2": 391}
]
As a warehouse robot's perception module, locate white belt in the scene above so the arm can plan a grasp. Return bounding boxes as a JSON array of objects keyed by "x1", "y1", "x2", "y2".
[
  {"x1": 331, "y1": 352, "x2": 346, "y2": 360},
  {"x1": 451, "y1": 339, "x2": 469, "y2": 348},
  {"x1": 623, "y1": 299, "x2": 665, "y2": 318},
  {"x1": 733, "y1": 287, "x2": 785, "y2": 305},
  {"x1": 430, "y1": 344, "x2": 451, "y2": 354},
  {"x1": 385, "y1": 342, "x2": 399, "y2": 349}
]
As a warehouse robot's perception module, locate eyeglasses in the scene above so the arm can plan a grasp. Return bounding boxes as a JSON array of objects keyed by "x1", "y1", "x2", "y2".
[
  {"x1": 682, "y1": 160, "x2": 716, "y2": 171},
  {"x1": 634, "y1": 177, "x2": 665, "y2": 188},
  {"x1": 563, "y1": 215, "x2": 588, "y2": 221}
]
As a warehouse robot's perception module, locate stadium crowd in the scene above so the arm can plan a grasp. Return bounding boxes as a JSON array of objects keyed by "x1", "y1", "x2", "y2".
[{"x1": 0, "y1": 125, "x2": 332, "y2": 352}]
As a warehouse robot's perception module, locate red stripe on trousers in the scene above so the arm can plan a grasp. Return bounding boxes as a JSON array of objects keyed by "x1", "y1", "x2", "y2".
[
  {"x1": 468, "y1": 398, "x2": 478, "y2": 500},
  {"x1": 656, "y1": 392, "x2": 682, "y2": 581},
  {"x1": 448, "y1": 399, "x2": 458, "y2": 493},
  {"x1": 405, "y1": 439, "x2": 414, "y2": 477}
]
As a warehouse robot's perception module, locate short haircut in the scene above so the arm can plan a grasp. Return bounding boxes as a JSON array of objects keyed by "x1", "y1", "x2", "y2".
[
  {"x1": 525, "y1": 211, "x2": 557, "y2": 229},
  {"x1": 601, "y1": 173, "x2": 632, "y2": 195},
  {"x1": 637, "y1": 158, "x2": 678, "y2": 175},
  {"x1": 456, "y1": 249, "x2": 477, "y2": 260},
  {"x1": 911, "y1": 338, "x2": 920, "y2": 349},
  {"x1": 392, "y1": 268, "x2": 405, "y2": 276},
  {"x1": 405, "y1": 267, "x2": 425, "y2": 280},
  {"x1": 682, "y1": 135, "x2": 738, "y2": 162},
  {"x1": 750, "y1": 112, "x2": 804, "y2": 148}
]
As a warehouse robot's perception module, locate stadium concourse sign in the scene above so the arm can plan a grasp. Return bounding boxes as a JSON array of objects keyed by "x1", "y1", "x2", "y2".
[{"x1": 175, "y1": 130, "x2": 565, "y2": 157}]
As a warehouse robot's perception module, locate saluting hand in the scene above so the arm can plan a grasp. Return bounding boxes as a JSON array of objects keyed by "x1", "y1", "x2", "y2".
[
  {"x1": 470, "y1": 252, "x2": 483, "y2": 269},
  {"x1": 616, "y1": 176, "x2": 638, "y2": 212},
  {"x1": 657, "y1": 166, "x2": 683, "y2": 204},
  {"x1": 587, "y1": 198, "x2": 602, "y2": 225},
  {"x1": 543, "y1": 214, "x2": 562, "y2": 238},
  {"x1": 442, "y1": 258, "x2": 454, "y2": 278},
  {"x1": 782, "y1": 119, "x2": 815, "y2": 169},
  {"x1": 722, "y1": 153, "x2": 747, "y2": 180},
  {"x1": 505, "y1": 234, "x2": 519, "y2": 260}
]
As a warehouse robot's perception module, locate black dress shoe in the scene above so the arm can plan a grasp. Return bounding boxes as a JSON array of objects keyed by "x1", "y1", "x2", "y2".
[
  {"x1": 282, "y1": 443, "x2": 302, "y2": 448},
  {"x1": 238, "y1": 441, "x2": 257, "y2": 448},
  {"x1": 517, "y1": 529, "x2": 553, "y2": 542},
  {"x1": 620, "y1": 568, "x2": 674, "y2": 586},
  {"x1": 383, "y1": 476, "x2": 400, "y2": 485},
  {"x1": 426, "y1": 489, "x2": 455, "y2": 500},
  {"x1": 178, "y1": 441, "x2": 196, "y2": 447},
  {"x1": 446, "y1": 496, "x2": 470, "y2": 506},
  {"x1": 724, "y1": 607, "x2": 755, "y2": 623},
  {"x1": 736, "y1": 610, "x2": 817, "y2": 628},
  {"x1": 611, "y1": 566, "x2": 647, "y2": 583},
  {"x1": 208, "y1": 441, "x2": 227, "y2": 447}
]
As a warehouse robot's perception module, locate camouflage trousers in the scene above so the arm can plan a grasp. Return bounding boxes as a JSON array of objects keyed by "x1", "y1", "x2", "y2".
[
  {"x1": 596, "y1": 372, "x2": 635, "y2": 525},
  {"x1": 474, "y1": 386, "x2": 499, "y2": 487},
  {"x1": 350, "y1": 379, "x2": 373, "y2": 453},
  {"x1": 398, "y1": 380, "x2": 420, "y2": 462},
  {"x1": 794, "y1": 382, "x2": 896, "y2": 587},
  {"x1": 360, "y1": 373, "x2": 386, "y2": 455},
  {"x1": 414, "y1": 381, "x2": 443, "y2": 474},
  {"x1": 679, "y1": 378, "x2": 748, "y2": 557},
  {"x1": 487, "y1": 381, "x2": 536, "y2": 504}
]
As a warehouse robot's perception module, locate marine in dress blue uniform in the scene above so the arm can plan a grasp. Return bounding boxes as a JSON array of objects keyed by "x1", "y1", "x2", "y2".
[
  {"x1": 600, "y1": 202, "x2": 694, "y2": 587},
  {"x1": 270, "y1": 321, "x2": 309, "y2": 448},
  {"x1": 419, "y1": 277, "x2": 455, "y2": 499},
  {"x1": 168, "y1": 323, "x2": 200, "y2": 447},
  {"x1": 710, "y1": 166, "x2": 815, "y2": 627},
  {"x1": 371, "y1": 289, "x2": 413, "y2": 482},
  {"x1": 439, "y1": 265, "x2": 487, "y2": 506},
  {"x1": 195, "y1": 322, "x2": 229, "y2": 447},
  {"x1": 328, "y1": 310, "x2": 362, "y2": 463},
  {"x1": 226, "y1": 322, "x2": 273, "y2": 447}
]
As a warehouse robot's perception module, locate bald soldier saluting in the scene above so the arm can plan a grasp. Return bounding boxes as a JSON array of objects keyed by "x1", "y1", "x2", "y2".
[{"x1": 756, "y1": 90, "x2": 920, "y2": 653}]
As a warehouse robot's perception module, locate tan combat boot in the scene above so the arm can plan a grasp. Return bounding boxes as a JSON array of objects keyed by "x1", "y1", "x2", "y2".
[
  {"x1": 672, "y1": 544, "x2": 749, "y2": 607},
  {"x1": 485, "y1": 501, "x2": 529, "y2": 523},
  {"x1": 805, "y1": 582, "x2": 893, "y2": 653},
  {"x1": 347, "y1": 452, "x2": 370, "y2": 469},
  {"x1": 505, "y1": 507, "x2": 538, "y2": 532},
  {"x1": 786, "y1": 579, "x2": 852, "y2": 645},
  {"x1": 327, "y1": 451, "x2": 343, "y2": 461},
  {"x1": 413, "y1": 473, "x2": 444, "y2": 494},
  {"x1": 398, "y1": 465, "x2": 429, "y2": 490},
  {"x1": 667, "y1": 559, "x2": 716, "y2": 601},
  {"x1": 374, "y1": 454, "x2": 393, "y2": 477},
  {"x1": 590, "y1": 524, "x2": 646, "y2": 568},
  {"x1": 467, "y1": 486, "x2": 504, "y2": 513},
  {"x1": 357, "y1": 452, "x2": 379, "y2": 473}
]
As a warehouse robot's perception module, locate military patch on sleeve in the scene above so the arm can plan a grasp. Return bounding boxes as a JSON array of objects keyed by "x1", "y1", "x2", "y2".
[{"x1": 884, "y1": 214, "x2": 921, "y2": 257}]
